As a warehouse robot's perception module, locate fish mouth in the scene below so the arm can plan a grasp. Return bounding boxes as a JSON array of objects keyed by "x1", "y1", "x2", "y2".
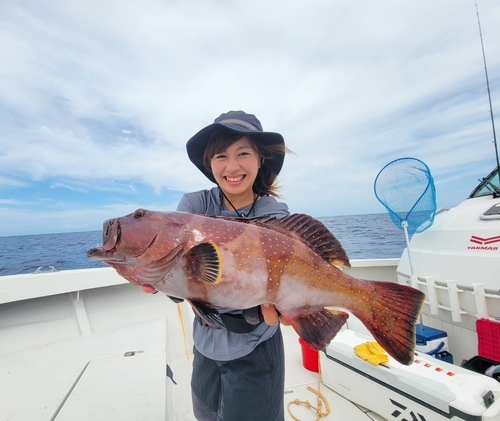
[
  {"x1": 87, "y1": 218, "x2": 121, "y2": 261},
  {"x1": 86, "y1": 220, "x2": 158, "y2": 262},
  {"x1": 102, "y1": 218, "x2": 121, "y2": 251}
]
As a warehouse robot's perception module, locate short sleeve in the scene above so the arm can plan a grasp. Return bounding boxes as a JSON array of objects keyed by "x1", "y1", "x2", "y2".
[{"x1": 176, "y1": 194, "x2": 196, "y2": 213}]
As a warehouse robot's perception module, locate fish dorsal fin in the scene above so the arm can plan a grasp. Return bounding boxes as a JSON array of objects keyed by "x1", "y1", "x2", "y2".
[
  {"x1": 186, "y1": 242, "x2": 222, "y2": 284},
  {"x1": 253, "y1": 214, "x2": 351, "y2": 268}
]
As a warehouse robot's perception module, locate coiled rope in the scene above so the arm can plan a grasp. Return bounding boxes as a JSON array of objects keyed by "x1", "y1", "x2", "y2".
[{"x1": 287, "y1": 352, "x2": 330, "y2": 421}]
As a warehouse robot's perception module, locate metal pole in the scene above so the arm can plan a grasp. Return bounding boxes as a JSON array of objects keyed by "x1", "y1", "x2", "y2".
[{"x1": 474, "y1": 0, "x2": 499, "y2": 171}]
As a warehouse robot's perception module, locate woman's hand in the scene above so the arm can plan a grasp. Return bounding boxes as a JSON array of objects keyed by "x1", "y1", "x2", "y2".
[
  {"x1": 141, "y1": 285, "x2": 157, "y2": 294},
  {"x1": 261, "y1": 304, "x2": 290, "y2": 326},
  {"x1": 141, "y1": 287, "x2": 287, "y2": 327},
  {"x1": 261, "y1": 304, "x2": 279, "y2": 325}
]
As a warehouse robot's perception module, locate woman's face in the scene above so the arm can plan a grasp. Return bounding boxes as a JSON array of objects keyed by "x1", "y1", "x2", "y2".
[{"x1": 210, "y1": 136, "x2": 260, "y2": 200}]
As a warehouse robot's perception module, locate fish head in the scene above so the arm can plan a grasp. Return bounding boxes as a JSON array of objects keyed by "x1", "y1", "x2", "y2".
[{"x1": 87, "y1": 209, "x2": 187, "y2": 270}]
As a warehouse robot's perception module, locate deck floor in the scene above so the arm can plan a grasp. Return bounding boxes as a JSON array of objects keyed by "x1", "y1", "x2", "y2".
[
  {"x1": 0, "y1": 294, "x2": 385, "y2": 421},
  {"x1": 167, "y1": 321, "x2": 386, "y2": 421}
]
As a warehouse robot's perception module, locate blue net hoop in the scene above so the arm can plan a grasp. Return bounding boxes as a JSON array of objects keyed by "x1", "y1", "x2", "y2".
[{"x1": 374, "y1": 158, "x2": 436, "y2": 234}]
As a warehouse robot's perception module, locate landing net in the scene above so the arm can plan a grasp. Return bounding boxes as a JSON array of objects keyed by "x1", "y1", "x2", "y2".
[{"x1": 374, "y1": 157, "x2": 436, "y2": 235}]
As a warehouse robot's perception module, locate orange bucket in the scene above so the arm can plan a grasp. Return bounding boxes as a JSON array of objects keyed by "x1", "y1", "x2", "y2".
[{"x1": 299, "y1": 338, "x2": 319, "y2": 372}]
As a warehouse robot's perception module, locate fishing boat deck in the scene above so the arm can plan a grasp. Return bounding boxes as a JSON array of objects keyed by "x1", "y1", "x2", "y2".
[
  {"x1": 0, "y1": 265, "x2": 396, "y2": 421},
  {"x1": 168, "y1": 328, "x2": 387, "y2": 420},
  {"x1": 167, "y1": 311, "x2": 386, "y2": 421}
]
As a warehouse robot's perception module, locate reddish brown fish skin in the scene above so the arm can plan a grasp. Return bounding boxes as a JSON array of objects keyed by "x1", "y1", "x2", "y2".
[{"x1": 87, "y1": 209, "x2": 425, "y2": 365}]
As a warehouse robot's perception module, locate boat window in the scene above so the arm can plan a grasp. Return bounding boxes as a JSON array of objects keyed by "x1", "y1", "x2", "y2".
[{"x1": 469, "y1": 167, "x2": 500, "y2": 198}]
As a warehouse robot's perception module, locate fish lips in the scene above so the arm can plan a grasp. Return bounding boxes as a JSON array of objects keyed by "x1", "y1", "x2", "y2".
[{"x1": 87, "y1": 218, "x2": 121, "y2": 261}]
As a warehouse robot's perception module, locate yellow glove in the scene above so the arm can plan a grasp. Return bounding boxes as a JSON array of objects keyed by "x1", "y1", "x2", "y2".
[{"x1": 354, "y1": 341, "x2": 389, "y2": 365}]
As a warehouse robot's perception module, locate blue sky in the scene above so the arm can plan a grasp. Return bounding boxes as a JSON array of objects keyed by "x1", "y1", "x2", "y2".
[{"x1": 1, "y1": 0, "x2": 499, "y2": 236}]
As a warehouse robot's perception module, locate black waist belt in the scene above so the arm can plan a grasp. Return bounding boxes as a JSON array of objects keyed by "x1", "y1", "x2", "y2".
[
  {"x1": 220, "y1": 313, "x2": 260, "y2": 333},
  {"x1": 197, "y1": 307, "x2": 264, "y2": 334}
]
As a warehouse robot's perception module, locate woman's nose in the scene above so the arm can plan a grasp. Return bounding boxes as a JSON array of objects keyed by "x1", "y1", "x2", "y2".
[{"x1": 225, "y1": 156, "x2": 240, "y2": 171}]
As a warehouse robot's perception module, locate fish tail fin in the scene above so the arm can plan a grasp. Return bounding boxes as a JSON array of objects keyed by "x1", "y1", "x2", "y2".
[
  {"x1": 287, "y1": 309, "x2": 349, "y2": 351},
  {"x1": 355, "y1": 281, "x2": 425, "y2": 365}
]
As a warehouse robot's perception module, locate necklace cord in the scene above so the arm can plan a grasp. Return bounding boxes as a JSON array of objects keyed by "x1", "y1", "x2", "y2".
[{"x1": 218, "y1": 187, "x2": 258, "y2": 218}]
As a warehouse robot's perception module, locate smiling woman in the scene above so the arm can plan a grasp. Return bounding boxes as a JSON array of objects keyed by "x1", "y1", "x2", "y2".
[
  {"x1": 171, "y1": 110, "x2": 292, "y2": 421},
  {"x1": 207, "y1": 135, "x2": 261, "y2": 211}
]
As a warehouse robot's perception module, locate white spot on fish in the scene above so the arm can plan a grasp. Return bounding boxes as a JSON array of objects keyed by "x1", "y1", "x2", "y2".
[{"x1": 192, "y1": 229, "x2": 204, "y2": 242}]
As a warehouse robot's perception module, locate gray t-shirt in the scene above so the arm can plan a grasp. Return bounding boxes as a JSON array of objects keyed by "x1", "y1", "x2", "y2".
[{"x1": 177, "y1": 187, "x2": 290, "y2": 361}]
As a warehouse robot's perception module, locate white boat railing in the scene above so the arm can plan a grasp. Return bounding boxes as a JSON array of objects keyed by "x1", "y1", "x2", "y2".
[{"x1": 398, "y1": 272, "x2": 500, "y2": 323}]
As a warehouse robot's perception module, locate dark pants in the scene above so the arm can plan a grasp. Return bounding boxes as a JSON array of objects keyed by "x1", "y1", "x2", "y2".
[{"x1": 191, "y1": 326, "x2": 285, "y2": 421}]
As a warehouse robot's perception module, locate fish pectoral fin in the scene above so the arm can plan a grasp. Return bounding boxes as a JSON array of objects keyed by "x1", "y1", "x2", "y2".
[
  {"x1": 186, "y1": 243, "x2": 222, "y2": 284},
  {"x1": 291, "y1": 309, "x2": 349, "y2": 351},
  {"x1": 188, "y1": 299, "x2": 226, "y2": 330}
]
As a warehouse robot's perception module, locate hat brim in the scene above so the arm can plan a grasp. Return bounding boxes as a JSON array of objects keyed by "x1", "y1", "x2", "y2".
[{"x1": 186, "y1": 122, "x2": 285, "y2": 184}]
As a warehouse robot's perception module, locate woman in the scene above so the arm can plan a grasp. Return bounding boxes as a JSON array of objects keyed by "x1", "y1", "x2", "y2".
[{"x1": 178, "y1": 110, "x2": 290, "y2": 421}]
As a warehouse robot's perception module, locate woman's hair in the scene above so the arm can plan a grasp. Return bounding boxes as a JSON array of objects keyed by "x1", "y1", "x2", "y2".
[{"x1": 203, "y1": 129, "x2": 288, "y2": 197}]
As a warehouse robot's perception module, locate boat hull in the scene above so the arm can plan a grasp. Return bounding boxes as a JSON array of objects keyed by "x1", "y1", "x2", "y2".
[{"x1": 397, "y1": 194, "x2": 500, "y2": 364}]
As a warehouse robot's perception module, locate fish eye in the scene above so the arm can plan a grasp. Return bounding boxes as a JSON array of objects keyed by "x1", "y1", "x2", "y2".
[{"x1": 134, "y1": 209, "x2": 145, "y2": 218}]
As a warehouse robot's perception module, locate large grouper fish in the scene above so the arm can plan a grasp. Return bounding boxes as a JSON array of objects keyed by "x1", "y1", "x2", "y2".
[{"x1": 87, "y1": 209, "x2": 425, "y2": 365}]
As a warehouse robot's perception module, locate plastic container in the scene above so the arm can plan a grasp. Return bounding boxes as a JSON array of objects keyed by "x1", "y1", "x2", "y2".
[
  {"x1": 434, "y1": 351, "x2": 453, "y2": 364},
  {"x1": 416, "y1": 324, "x2": 447, "y2": 341},
  {"x1": 461, "y1": 355, "x2": 500, "y2": 382},
  {"x1": 298, "y1": 338, "x2": 319, "y2": 372},
  {"x1": 323, "y1": 330, "x2": 500, "y2": 421},
  {"x1": 476, "y1": 319, "x2": 500, "y2": 363},
  {"x1": 415, "y1": 324, "x2": 453, "y2": 363}
]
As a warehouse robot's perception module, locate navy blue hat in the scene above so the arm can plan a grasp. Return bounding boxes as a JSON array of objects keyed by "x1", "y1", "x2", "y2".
[{"x1": 186, "y1": 110, "x2": 285, "y2": 183}]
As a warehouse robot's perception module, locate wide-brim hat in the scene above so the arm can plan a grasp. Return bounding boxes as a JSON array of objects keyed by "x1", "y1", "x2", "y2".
[{"x1": 186, "y1": 110, "x2": 285, "y2": 183}]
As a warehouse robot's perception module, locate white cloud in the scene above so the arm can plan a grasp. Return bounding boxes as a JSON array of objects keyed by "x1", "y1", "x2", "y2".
[
  {"x1": 0, "y1": 200, "x2": 180, "y2": 236},
  {"x1": 0, "y1": 0, "x2": 499, "y2": 234}
]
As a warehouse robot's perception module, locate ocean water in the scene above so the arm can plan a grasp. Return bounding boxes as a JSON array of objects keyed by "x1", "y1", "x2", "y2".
[{"x1": 0, "y1": 213, "x2": 408, "y2": 276}]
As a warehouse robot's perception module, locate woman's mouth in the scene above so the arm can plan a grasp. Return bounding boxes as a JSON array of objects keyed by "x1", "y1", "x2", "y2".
[{"x1": 225, "y1": 175, "x2": 245, "y2": 183}]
